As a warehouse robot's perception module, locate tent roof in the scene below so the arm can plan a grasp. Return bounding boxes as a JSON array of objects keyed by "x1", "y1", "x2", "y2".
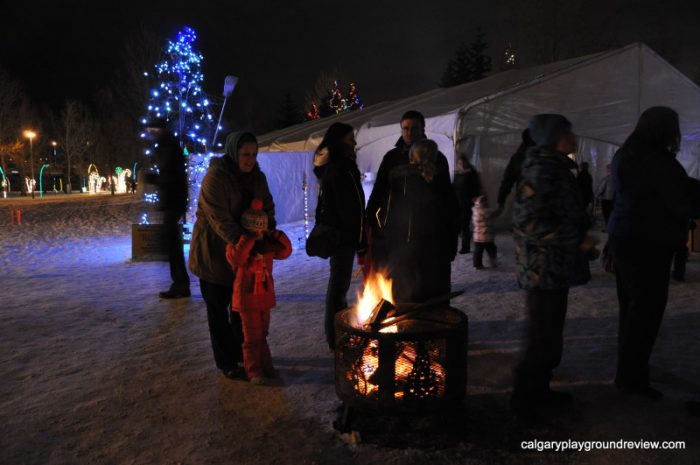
[{"x1": 258, "y1": 43, "x2": 700, "y2": 152}]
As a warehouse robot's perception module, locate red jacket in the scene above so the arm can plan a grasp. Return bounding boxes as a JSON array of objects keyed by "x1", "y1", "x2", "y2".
[{"x1": 225, "y1": 230, "x2": 292, "y2": 313}]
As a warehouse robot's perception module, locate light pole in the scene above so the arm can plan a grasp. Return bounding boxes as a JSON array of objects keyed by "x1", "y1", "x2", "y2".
[{"x1": 23, "y1": 130, "x2": 36, "y2": 199}]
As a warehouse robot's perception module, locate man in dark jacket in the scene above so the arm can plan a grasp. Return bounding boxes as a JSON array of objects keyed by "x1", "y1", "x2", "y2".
[
  {"x1": 577, "y1": 161, "x2": 594, "y2": 217},
  {"x1": 145, "y1": 118, "x2": 190, "y2": 299},
  {"x1": 608, "y1": 106, "x2": 700, "y2": 400},
  {"x1": 366, "y1": 110, "x2": 454, "y2": 268},
  {"x1": 510, "y1": 114, "x2": 593, "y2": 420},
  {"x1": 494, "y1": 129, "x2": 535, "y2": 217}
]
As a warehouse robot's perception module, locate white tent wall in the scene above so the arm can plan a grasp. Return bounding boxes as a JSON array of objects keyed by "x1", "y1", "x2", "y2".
[{"x1": 257, "y1": 151, "x2": 317, "y2": 226}]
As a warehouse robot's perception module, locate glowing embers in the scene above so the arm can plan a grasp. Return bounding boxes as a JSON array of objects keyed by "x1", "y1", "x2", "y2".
[{"x1": 347, "y1": 337, "x2": 446, "y2": 401}]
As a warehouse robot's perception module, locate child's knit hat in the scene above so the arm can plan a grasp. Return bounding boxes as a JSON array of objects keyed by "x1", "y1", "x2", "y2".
[{"x1": 241, "y1": 198, "x2": 268, "y2": 232}]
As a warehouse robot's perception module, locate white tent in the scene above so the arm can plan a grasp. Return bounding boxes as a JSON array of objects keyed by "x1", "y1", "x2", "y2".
[{"x1": 257, "y1": 43, "x2": 700, "y2": 224}]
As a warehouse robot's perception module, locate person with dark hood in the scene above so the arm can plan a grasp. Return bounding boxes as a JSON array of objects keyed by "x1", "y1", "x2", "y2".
[
  {"x1": 510, "y1": 114, "x2": 595, "y2": 419},
  {"x1": 366, "y1": 110, "x2": 452, "y2": 269},
  {"x1": 608, "y1": 106, "x2": 700, "y2": 399},
  {"x1": 380, "y1": 139, "x2": 458, "y2": 303},
  {"x1": 493, "y1": 128, "x2": 535, "y2": 217},
  {"x1": 189, "y1": 131, "x2": 275, "y2": 380},
  {"x1": 312, "y1": 123, "x2": 365, "y2": 350},
  {"x1": 453, "y1": 155, "x2": 482, "y2": 254},
  {"x1": 144, "y1": 118, "x2": 190, "y2": 299}
]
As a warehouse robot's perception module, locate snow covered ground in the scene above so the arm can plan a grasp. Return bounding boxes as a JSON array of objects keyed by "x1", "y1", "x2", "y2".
[{"x1": 1, "y1": 193, "x2": 699, "y2": 465}]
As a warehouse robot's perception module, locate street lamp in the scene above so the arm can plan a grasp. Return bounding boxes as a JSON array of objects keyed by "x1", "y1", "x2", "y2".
[
  {"x1": 23, "y1": 130, "x2": 37, "y2": 199},
  {"x1": 210, "y1": 75, "x2": 238, "y2": 148},
  {"x1": 51, "y1": 141, "x2": 57, "y2": 157}
]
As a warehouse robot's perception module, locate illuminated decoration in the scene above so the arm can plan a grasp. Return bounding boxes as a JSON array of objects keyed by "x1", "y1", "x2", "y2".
[
  {"x1": 0, "y1": 166, "x2": 7, "y2": 198},
  {"x1": 116, "y1": 168, "x2": 132, "y2": 193},
  {"x1": 302, "y1": 171, "x2": 309, "y2": 239},
  {"x1": 306, "y1": 101, "x2": 320, "y2": 120},
  {"x1": 39, "y1": 164, "x2": 49, "y2": 198},
  {"x1": 141, "y1": 25, "x2": 216, "y2": 224},
  {"x1": 87, "y1": 164, "x2": 101, "y2": 194},
  {"x1": 306, "y1": 81, "x2": 363, "y2": 120},
  {"x1": 25, "y1": 177, "x2": 36, "y2": 194},
  {"x1": 503, "y1": 43, "x2": 516, "y2": 70}
]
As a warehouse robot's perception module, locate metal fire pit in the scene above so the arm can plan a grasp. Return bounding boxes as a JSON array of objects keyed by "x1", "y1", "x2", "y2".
[{"x1": 334, "y1": 305, "x2": 468, "y2": 416}]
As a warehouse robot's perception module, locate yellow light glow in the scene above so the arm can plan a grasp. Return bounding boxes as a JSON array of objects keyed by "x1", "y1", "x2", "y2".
[{"x1": 23, "y1": 130, "x2": 36, "y2": 140}]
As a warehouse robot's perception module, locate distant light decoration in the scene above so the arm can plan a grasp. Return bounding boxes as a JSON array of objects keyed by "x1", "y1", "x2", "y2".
[
  {"x1": 503, "y1": 43, "x2": 516, "y2": 69},
  {"x1": 142, "y1": 25, "x2": 216, "y2": 224}
]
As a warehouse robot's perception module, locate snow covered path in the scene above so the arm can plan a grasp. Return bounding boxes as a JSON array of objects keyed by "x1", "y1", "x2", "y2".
[{"x1": 1, "y1": 194, "x2": 698, "y2": 465}]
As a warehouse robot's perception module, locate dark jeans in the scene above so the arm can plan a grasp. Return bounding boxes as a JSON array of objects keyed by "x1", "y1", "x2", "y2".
[
  {"x1": 325, "y1": 246, "x2": 356, "y2": 350},
  {"x1": 513, "y1": 287, "x2": 570, "y2": 396},
  {"x1": 200, "y1": 279, "x2": 243, "y2": 370},
  {"x1": 163, "y1": 212, "x2": 190, "y2": 291},
  {"x1": 473, "y1": 241, "x2": 497, "y2": 267},
  {"x1": 614, "y1": 251, "x2": 673, "y2": 388}
]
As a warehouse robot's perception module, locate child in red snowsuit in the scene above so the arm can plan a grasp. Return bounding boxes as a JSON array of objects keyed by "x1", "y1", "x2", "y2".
[{"x1": 225, "y1": 199, "x2": 292, "y2": 384}]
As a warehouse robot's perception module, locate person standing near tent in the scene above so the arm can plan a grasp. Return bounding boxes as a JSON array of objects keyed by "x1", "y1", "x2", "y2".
[
  {"x1": 312, "y1": 123, "x2": 366, "y2": 350},
  {"x1": 366, "y1": 110, "x2": 453, "y2": 270},
  {"x1": 189, "y1": 131, "x2": 276, "y2": 380},
  {"x1": 493, "y1": 129, "x2": 535, "y2": 217},
  {"x1": 510, "y1": 114, "x2": 595, "y2": 419},
  {"x1": 381, "y1": 139, "x2": 458, "y2": 303},
  {"x1": 453, "y1": 155, "x2": 481, "y2": 254},
  {"x1": 607, "y1": 106, "x2": 700, "y2": 400},
  {"x1": 143, "y1": 118, "x2": 190, "y2": 299}
]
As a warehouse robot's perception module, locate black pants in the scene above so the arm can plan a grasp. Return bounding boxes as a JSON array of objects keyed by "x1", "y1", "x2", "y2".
[
  {"x1": 473, "y1": 241, "x2": 497, "y2": 267},
  {"x1": 513, "y1": 287, "x2": 570, "y2": 396},
  {"x1": 163, "y1": 212, "x2": 190, "y2": 291},
  {"x1": 200, "y1": 279, "x2": 243, "y2": 370},
  {"x1": 459, "y1": 204, "x2": 473, "y2": 251},
  {"x1": 325, "y1": 246, "x2": 355, "y2": 350},
  {"x1": 614, "y1": 251, "x2": 673, "y2": 388}
]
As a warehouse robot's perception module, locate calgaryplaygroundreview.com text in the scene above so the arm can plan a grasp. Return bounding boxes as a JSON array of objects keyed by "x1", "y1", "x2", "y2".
[{"x1": 521, "y1": 439, "x2": 686, "y2": 452}]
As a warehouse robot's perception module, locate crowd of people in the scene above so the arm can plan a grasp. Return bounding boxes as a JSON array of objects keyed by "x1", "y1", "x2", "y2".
[{"x1": 144, "y1": 105, "x2": 700, "y2": 416}]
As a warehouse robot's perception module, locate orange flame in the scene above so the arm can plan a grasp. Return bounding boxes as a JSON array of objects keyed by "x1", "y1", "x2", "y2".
[{"x1": 355, "y1": 272, "x2": 394, "y2": 326}]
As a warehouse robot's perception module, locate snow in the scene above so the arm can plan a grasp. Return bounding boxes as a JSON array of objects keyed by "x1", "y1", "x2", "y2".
[{"x1": 1, "y1": 193, "x2": 699, "y2": 465}]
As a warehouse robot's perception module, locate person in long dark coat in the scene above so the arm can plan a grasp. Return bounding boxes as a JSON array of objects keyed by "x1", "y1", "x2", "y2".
[
  {"x1": 189, "y1": 131, "x2": 276, "y2": 380},
  {"x1": 312, "y1": 123, "x2": 365, "y2": 350},
  {"x1": 607, "y1": 106, "x2": 700, "y2": 399},
  {"x1": 453, "y1": 155, "x2": 482, "y2": 254},
  {"x1": 510, "y1": 114, "x2": 594, "y2": 419},
  {"x1": 577, "y1": 161, "x2": 594, "y2": 217},
  {"x1": 366, "y1": 110, "x2": 452, "y2": 270},
  {"x1": 144, "y1": 118, "x2": 190, "y2": 299},
  {"x1": 380, "y1": 139, "x2": 458, "y2": 303}
]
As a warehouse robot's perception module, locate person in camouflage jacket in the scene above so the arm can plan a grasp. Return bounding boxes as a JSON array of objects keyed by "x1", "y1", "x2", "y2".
[{"x1": 510, "y1": 114, "x2": 594, "y2": 420}]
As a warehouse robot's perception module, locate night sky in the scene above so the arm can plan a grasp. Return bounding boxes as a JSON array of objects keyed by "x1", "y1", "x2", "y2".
[{"x1": 2, "y1": 0, "x2": 700, "y2": 133}]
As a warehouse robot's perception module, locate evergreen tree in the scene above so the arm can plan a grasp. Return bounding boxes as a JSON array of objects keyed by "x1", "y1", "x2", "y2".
[
  {"x1": 278, "y1": 93, "x2": 303, "y2": 129},
  {"x1": 440, "y1": 32, "x2": 493, "y2": 87}
]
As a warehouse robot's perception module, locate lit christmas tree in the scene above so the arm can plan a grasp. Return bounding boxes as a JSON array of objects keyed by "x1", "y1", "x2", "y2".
[
  {"x1": 306, "y1": 81, "x2": 363, "y2": 120},
  {"x1": 140, "y1": 26, "x2": 215, "y2": 224}
]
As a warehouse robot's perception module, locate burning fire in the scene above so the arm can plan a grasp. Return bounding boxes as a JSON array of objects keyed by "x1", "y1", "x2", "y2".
[{"x1": 355, "y1": 272, "x2": 394, "y2": 326}]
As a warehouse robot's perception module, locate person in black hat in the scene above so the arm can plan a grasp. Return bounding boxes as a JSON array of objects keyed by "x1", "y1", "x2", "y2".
[{"x1": 144, "y1": 118, "x2": 191, "y2": 299}]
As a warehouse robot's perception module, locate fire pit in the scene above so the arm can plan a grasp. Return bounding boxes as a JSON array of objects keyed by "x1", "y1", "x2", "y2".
[{"x1": 333, "y1": 274, "x2": 468, "y2": 429}]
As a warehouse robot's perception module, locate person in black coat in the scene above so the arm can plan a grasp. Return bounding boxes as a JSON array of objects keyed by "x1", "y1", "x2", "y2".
[
  {"x1": 494, "y1": 129, "x2": 535, "y2": 217},
  {"x1": 313, "y1": 123, "x2": 365, "y2": 350},
  {"x1": 144, "y1": 118, "x2": 190, "y2": 299},
  {"x1": 366, "y1": 110, "x2": 452, "y2": 269},
  {"x1": 608, "y1": 106, "x2": 700, "y2": 399},
  {"x1": 380, "y1": 139, "x2": 458, "y2": 303},
  {"x1": 453, "y1": 155, "x2": 482, "y2": 254}
]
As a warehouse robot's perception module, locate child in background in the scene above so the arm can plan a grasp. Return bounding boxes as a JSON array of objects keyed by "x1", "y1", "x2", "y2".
[
  {"x1": 225, "y1": 199, "x2": 292, "y2": 385},
  {"x1": 472, "y1": 194, "x2": 498, "y2": 269}
]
